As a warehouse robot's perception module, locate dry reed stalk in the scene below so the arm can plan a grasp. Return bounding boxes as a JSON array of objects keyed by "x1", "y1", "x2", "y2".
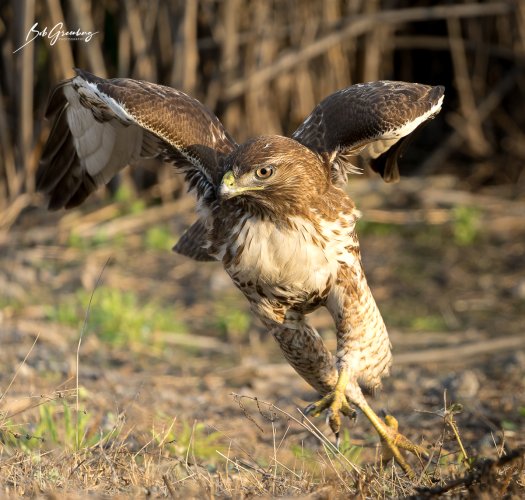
[
  {"x1": 172, "y1": 0, "x2": 198, "y2": 93},
  {"x1": 223, "y1": 2, "x2": 513, "y2": 101},
  {"x1": 156, "y1": 2, "x2": 172, "y2": 73},
  {"x1": 219, "y1": 0, "x2": 242, "y2": 135},
  {"x1": 68, "y1": 0, "x2": 107, "y2": 78},
  {"x1": 0, "y1": 83, "x2": 17, "y2": 204},
  {"x1": 419, "y1": 68, "x2": 520, "y2": 175},
  {"x1": 124, "y1": 0, "x2": 155, "y2": 79},
  {"x1": 14, "y1": 0, "x2": 33, "y2": 197},
  {"x1": 44, "y1": 0, "x2": 75, "y2": 80},
  {"x1": 447, "y1": 16, "x2": 490, "y2": 156},
  {"x1": 118, "y1": 12, "x2": 131, "y2": 76}
]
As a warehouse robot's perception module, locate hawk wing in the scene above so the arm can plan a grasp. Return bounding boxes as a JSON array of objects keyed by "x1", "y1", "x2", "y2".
[
  {"x1": 37, "y1": 69, "x2": 237, "y2": 210},
  {"x1": 292, "y1": 81, "x2": 444, "y2": 184}
]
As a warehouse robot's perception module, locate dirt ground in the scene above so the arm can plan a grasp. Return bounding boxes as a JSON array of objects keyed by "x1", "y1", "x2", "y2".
[{"x1": 0, "y1": 175, "x2": 524, "y2": 497}]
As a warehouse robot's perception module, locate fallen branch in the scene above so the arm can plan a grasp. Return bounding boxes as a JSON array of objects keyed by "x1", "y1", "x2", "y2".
[
  {"x1": 256, "y1": 334, "x2": 525, "y2": 380},
  {"x1": 412, "y1": 447, "x2": 525, "y2": 497}
]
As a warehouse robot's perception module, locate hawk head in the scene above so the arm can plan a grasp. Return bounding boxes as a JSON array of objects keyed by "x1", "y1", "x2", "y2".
[{"x1": 219, "y1": 136, "x2": 329, "y2": 217}]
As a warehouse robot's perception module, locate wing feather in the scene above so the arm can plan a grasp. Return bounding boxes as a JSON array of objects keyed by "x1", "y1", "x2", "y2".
[
  {"x1": 292, "y1": 81, "x2": 444, "y2": 184},
  {"x1": 37, "y1": 69, "x2": 237, "y2": 209},
  {"x1": 173, "y1": 218, "x2": 216, "y2": 262}
]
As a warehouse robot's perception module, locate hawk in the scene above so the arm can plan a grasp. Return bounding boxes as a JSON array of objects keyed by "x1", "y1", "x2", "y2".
[{"x1": 37, "y1": 69, "x2": 444, "y2": 476}]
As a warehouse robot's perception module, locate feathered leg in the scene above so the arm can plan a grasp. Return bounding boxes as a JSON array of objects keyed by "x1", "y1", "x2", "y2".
[
  {"x1": 302, "y1": 263, "x2": 427, "y2": 477},
  {"x1": 266, "y1": 316, "x2": 339, "y2": 396},
  {"x1": 266, "y1": 315, "x2": 357, "y2": 442}
]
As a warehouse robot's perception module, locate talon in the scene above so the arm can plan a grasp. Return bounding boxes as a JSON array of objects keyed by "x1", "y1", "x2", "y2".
[
  {"x1": 303, "y1": 401, "x2": 325, "y2": 418},
  {"x1": 303, "y1": 403, "x2": 316, "y2": 417},
  {"x1": 328, "y1": 409, "x2": 341, "y2": 436},
  {"x1": 341, "y1": 400, "x2": 357, "y2": 420},
  {"x1": 335, "y1": 432, "x2": 341, "y2": 450},
  {"x1": 303, "y1": 369, "x2": 356, "y2": 442}
]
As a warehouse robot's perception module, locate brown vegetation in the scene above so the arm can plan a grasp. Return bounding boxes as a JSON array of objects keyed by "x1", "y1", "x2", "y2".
[
  {"x1": 1, "y1": 0, "x2": 524, "y2": 224},
  {"x1": 1, "y1": 0, "x2": 524, "y2": 497}
]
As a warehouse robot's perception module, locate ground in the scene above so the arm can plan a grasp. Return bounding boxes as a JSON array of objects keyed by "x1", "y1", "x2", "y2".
[{"x1": 0, "y1": 175, "x2": 524, "y2": 498}]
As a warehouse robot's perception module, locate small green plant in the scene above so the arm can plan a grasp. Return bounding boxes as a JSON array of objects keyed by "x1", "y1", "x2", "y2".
[
  {"x1": 36, "y1": 400, "x2": 97, "y2": 449},
  {"x1": 114, "y1": 184, "x2": 134, "y2": 203},
  {"x1": 452, "y1": 206, "x2": 481, "y2": 246},
  {"x1": 1, "y1": 399, "x2": 108, "y2": 452},
  {"x1": 357, "y1": 220, "x2": 398, "y2": 237},
  {"x1": 67, "y1": 231, "x2": 84, "y2": 249},
  {"x1": 410, "y1": 314, "x2": 448, "y2": 332},
  {"x1": 383, "y1": 302, "x2": 448, "y2": 332},
  {"x1": 46, "y1": 286, "x2": 187, "y2": 345},
  {"x1": 67, "y1": 228, "x2": 125, "y2": 250},
  {"x1": 337, "y1": 429, "x2": 363, "y2": 464},
  {"x1": 144, "y1": 225, "x2": 173, "y2": 251},
  {"x1": 290, "y1": 430, "x2": 361, "y2": 478},
  {"x1": 154, "y1": 419, "x2": 225, "y2": 465},
  {"x1": 213, "y1": 299, "x2": 251, "y2": 341},
  {"x1": 114, "y1": 185, "x2": 146, "y2": 215}
]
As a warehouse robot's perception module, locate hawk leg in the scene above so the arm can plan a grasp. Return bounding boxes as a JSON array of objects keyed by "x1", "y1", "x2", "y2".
[
  {"x1": 268, "y1": 318, "x2": 426, "y2": 477},
  {"x1": 303, "y1": 362, "x2": 355, "y2": 446},
  {"x1": 268, "y1": 319, "x2": 339, "y2": 396},
  {"x1": 269, "y1": 319, "x2": 356, "y2": 440},
  {"x1": 351, "y1": 385, "x2": 429, "y2": 478},
  {"x1": 305, "y1": 365, "x2": 428, "y2": 478}
]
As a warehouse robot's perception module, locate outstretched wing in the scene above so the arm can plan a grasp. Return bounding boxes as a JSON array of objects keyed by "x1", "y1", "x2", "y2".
[
  {"x1": 292, "y1": 81, "x2": 444, "y2": 184},
  {"x1": 37, "y1": 69, "x2": 237, "y2": 210}
]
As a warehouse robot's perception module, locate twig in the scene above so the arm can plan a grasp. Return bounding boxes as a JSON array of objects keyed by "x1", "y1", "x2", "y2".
[
  {"x1": 412, "y1": 447, "x2": 525, "y2": 497},
  {"x1": 231, "y1": 392, "x2": 362, "y2": 476},
  {"x1": 0, "y1": 333, "x2": 40, "y2": 415},
  {"x1": 162, "y1": 474, "x2": 177, "y2": 498},
  {"x1": 76, "y1": 258, "x2": 111, "y2": 449}
]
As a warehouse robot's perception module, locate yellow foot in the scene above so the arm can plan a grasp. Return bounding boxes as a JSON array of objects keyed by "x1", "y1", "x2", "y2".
[
  {"x1": 303, "y1": 390, "x2": 356, "y2": 444},
  {"x1": 365, "y1": 409, "x2": 429, "y2": 479},
  {"x1": 382, "y1": 412, "x2": 428, "y2": 460}
]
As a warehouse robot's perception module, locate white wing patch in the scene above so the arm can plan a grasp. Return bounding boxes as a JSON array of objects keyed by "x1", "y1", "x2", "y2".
[
  {"x1": 388, "y1": 94, "x2": 444, "y2": 139},
  {"x1": 82, "y1": 78, "x2": 135, "y2": 124},
  {"x1": 362, "y1": 94, "x2": 444, "y2": 160},
  {"x1": 64, "y1": 81, "x2": 143, "y2": 184}
]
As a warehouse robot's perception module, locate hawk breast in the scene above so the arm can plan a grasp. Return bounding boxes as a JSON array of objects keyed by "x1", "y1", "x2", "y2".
[{"x1": 219, "y1": 212, "x2": 358, "y2": 306}]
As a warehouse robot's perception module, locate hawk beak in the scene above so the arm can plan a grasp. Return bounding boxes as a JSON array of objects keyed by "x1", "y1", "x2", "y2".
[
  {"x1": 219, "y1": 170, "x2": 263, "y2": 200},
  {"x1": 219, "y1": 171, "x2": 237, "y2": 200}
]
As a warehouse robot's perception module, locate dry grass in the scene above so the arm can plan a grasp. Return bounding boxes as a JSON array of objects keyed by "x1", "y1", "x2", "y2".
[
  {"x1": 2, "y1": 0, "x2": 525, "y2": 227},
  {"x1": 1, "y1": 177, "x2": 524, "y2": 497},
  {"x1": 1, "y1": 2, "x2": 524, "y2": 496},
  {"x1": 0, "y1": 380, "x2": 523, "y2": 498}
]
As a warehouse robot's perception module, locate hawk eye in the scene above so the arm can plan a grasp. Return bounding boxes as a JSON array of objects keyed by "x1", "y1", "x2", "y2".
[{"x1": 255, "y1": 166, "x2": 274, "y2": 179}]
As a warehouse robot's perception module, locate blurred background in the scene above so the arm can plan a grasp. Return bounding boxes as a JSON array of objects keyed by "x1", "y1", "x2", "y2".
[
  {"x1": 0, "y1": 2, "x2": 524, "y2": 494},
  {"x1": 0, "y1": 0, "x2": 524, "y2": 224}
]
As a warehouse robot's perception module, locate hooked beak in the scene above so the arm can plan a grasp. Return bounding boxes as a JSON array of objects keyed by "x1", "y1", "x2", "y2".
[{"x1": 219, "y1": 170, "x2": 263, "y2": 200}]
